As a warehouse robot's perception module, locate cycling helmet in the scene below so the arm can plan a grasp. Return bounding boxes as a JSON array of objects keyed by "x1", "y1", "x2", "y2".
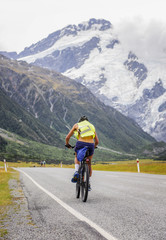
[{"x1": 78, "y1": 116, "x2": 88, "y2": 122}]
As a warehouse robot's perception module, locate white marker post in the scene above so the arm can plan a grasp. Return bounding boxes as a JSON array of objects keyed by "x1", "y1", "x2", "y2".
[
  {"x1": 4, "y1": 159, "x2": 7, "y2": 172},
  {"x1": 137, "y1": 158, "x2": 140, "y2": 173}
]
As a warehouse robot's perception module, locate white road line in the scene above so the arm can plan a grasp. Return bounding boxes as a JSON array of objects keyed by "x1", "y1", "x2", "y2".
[{"x1": 16, "y1": 168, "x2": 118, "y2": 240}]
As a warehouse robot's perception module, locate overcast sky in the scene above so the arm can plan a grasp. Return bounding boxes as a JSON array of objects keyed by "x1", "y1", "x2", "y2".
[{"x1": 1, "y1": 0, "x2": 166, "y2": 61}]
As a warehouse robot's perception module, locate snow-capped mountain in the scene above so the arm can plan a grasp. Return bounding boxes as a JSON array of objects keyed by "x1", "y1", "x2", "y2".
[{"x1": 3, "y1": 18, "x2": 166, "y2": 142}]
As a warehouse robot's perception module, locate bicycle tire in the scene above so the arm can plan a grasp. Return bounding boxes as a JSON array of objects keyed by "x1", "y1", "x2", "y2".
[
  {"x1": 81, "y1": 163, "x2": 89, "y2": 202},
  {"x1": 76, "y1": 179, "x2": 80, "y2": 198}
]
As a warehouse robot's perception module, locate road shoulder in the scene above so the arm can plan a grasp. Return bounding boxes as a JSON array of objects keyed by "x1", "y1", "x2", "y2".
[{"x1": 2, "y1": 172, "x2": 40, "y2": 240}]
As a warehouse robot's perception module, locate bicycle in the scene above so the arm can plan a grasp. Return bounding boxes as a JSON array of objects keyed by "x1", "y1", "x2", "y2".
[
  {"x1": 76, "y1": 148, "x2": 90, "y2": 202},
  {"x1": 65, "y1": 144, "x2": 90, "y2": 202}
]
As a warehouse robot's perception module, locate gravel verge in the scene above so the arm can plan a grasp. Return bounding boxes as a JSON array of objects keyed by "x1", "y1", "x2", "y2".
[{"x1": 1, "y1": 174, "x2": 41, "y2": 240}]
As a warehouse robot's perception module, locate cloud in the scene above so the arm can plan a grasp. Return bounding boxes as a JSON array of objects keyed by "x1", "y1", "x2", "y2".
[{"x1": 115, "y1": 17, "x2": 166, "y2": 61}]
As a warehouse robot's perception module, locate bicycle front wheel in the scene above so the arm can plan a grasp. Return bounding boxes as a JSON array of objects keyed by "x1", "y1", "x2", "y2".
[
  {"x1": 81, "y1": 163, "x2": 89, "y2": 202},
  {"x1": 76, "y1": 180, "x2": 80, "y2": 198}
]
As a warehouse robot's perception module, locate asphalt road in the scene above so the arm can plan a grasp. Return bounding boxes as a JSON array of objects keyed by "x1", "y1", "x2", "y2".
[{"x1": 17, "y1": 167, "x2": 166, "y2": 240}]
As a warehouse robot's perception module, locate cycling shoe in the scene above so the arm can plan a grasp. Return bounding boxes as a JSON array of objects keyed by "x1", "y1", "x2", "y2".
[{"x1": 71, "y1": 171, "x2": 79, "y2": 183}]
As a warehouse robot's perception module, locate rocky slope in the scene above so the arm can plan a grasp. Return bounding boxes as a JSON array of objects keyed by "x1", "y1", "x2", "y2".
[{"x1": 0, "y1": 88, "x2": 63, "y2": 147}]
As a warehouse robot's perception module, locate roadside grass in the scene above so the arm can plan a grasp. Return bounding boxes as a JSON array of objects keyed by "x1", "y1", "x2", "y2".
[
  {"x1": 0, "y1": 161, "x2": 73, "y2": 168},
  {"x1": 0, "y1": 161, "x2": 41, "y2": 168},
  {"x1": 0, "y1": 169, "x2": 12, "y2": 206},
  {"x1": 92, "y1": 159, "x2": 166, "y2": 175},
  {"x1": 0, "y1": 168, "x2": 15, "y2": 238},
  {"x1": 1, "y1": 159, "x2": 166, "y2": 174}
]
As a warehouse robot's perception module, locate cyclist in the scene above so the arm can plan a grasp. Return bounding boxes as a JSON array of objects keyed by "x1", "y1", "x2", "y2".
[{"x1": 65, "y1": 116, "x2": 99, "y2": 190}]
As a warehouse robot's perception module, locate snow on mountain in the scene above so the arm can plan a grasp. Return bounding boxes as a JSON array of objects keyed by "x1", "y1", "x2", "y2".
[{"x1": 13, "y1": 18, "x2": 166, "y2": 142}]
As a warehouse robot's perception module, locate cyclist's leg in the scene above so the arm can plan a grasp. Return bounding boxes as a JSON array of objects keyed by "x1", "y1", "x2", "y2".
[
  {"x1": 86, "y1": 155, "x2": 93, "y2": 191},
  {"x1": 87, "y1": 155, "x2": 93, "y2": 177},
  {"x1": 74, "y1": 152, "x2": 80, "y2": 171},
  {"x1": 71, "y1": 153, "x2": 80, "y2": 182}
]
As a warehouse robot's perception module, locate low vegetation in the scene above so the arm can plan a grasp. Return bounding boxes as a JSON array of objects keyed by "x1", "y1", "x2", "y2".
[
  {"x1": 0, "y1": 168, "x2": 19, "y2": 238},
  {"x1": 92, "y1": 159, "x2": 166, "y2": 175},
  {"x1": 0, "y1": 159, "x2": 166, "y2": 175},
  {"x1": 0, "y1": 168, "x2": 12, "y2": 206}
]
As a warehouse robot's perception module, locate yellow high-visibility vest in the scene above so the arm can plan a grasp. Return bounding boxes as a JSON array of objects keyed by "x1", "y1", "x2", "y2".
[{"x1": 74, "y1": 120, "x2": 95, "y2": 139}]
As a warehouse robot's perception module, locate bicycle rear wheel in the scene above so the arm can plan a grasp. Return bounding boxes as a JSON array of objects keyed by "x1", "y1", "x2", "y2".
[{"x1": 81, "y1": 163, "x2": 89, "y2": 202}]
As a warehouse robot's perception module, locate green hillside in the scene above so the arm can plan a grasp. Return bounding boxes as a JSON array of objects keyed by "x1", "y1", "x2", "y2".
[
  {"x1": 0, "y1": 129, "x2": 137, "y2": 163},
  {"x1": 0, "y1": 89, "x2": 63, "y2": 147},
  {"x1": 0, "y1": 54, "x2": 156, "y2": 153}
]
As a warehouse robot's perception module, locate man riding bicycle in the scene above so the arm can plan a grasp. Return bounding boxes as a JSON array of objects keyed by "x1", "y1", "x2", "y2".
[{"x1": 65, "y1": 116, "x2": 99, "y2": 190}]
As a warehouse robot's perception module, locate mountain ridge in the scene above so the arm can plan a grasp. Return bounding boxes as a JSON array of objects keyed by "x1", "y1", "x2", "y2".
[{"x1": 2, "y1": 18, "x2": 165, "y2": 142}]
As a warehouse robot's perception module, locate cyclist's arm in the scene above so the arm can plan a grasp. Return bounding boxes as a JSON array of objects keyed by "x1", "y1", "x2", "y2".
[
  {"x1": 65, "y1": 123, "x2": 78, "y2": 145},
  {"x1": 94, "y1": 132, "x2": 99, "y2": 148}
]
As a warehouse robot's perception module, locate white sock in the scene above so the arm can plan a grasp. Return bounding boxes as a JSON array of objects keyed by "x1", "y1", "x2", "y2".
[{"x1": 75, "y1": 164, "x2": 79, "y2": 172}]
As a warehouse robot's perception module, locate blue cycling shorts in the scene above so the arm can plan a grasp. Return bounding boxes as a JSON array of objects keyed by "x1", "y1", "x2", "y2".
[{"x1": 75, "y1": 141, "x2": 95, "y2": 156}]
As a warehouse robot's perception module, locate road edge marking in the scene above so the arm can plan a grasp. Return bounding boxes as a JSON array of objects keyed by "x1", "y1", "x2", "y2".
[{"x1": 16, "y1": 168, "x2": 118, "y2": 240}]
